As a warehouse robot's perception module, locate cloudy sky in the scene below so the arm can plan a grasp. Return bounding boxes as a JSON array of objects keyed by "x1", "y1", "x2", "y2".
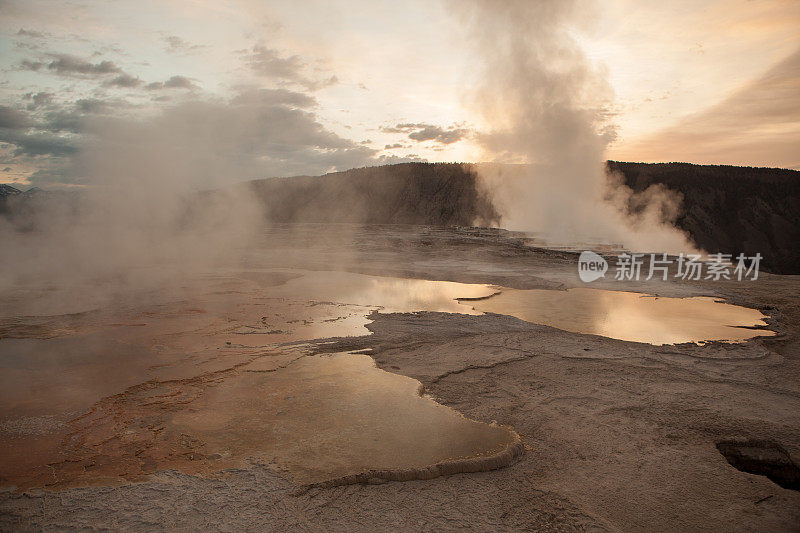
[{"x1": 0, "y1": 0, "x2": 798, "y2": 189}]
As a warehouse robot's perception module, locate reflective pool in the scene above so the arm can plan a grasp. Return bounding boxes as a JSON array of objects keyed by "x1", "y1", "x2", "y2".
[{"x1": 464, "y1": 287, "x2": 774, "y2": 345}]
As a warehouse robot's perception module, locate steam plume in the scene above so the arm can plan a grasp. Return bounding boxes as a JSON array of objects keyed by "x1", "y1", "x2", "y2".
[
  {"x1": 0, "y1": 105, "x2": 267, "y2": 312},
  {"x1": 456, "y1": 0, "x2": 696, "y2": 253}
]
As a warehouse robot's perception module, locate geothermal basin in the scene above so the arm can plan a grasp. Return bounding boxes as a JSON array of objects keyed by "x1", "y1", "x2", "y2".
[{"x1": 0, "y1": 267, "x2": 774, "y2": 490}]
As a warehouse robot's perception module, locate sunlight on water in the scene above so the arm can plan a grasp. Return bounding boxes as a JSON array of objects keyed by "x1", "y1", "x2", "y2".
[{"x1": 465, "y1": 287, "x2": 774, "y2": 345}]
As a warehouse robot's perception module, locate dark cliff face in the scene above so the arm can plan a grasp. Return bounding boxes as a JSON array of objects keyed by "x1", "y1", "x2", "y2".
[
  {"x1": 609, "y1": 161, "x2": 800, "y2": 274},
  {"x1": 244, "y1": 162, "x2": 500, "y2": 227}
]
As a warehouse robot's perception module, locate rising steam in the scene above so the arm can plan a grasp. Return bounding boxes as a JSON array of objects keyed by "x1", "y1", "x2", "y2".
[
  {"x1": 456, "y1": 0, "x2": 696, "y2": 253},
  {"x1": 0, "y1": 106, "x2": 267, "y2": 313}
]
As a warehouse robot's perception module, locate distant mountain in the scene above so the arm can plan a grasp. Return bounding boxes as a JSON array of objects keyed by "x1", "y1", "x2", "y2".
[
  {"x1": 238, "y1": 162, "x2": 499, "y2": 227},
  {"x1": 21, "y1": 187, "x2": 43, "y2": 197},
  {"x1": 0, "y1": 184, "x2": 22, "y2": 197},
  {"x1": 0, "y1": 186, "x2": 79, "y2": 229}
]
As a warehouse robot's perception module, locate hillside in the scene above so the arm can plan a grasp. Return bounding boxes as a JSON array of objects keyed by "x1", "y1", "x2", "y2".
[
  {"x1": 238, "y1": 161, "x2": 799, "y2": 273},
  {"x1": 241, "y1": 162, "x2": 500, "y2": 227},
  {"x1": 609, "y1": 161, "x2": 800, "y2": 274},
  {"x1": 0, "y1": 184, "x2": 22, "y2": 197}
]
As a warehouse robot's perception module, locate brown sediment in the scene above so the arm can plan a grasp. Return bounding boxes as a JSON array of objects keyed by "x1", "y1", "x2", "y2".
[
  {"x1": 1, "y1": 338, "x2": 521, "y2": 490},
  {"x1": 298, "y1": 432, "x2": 525, "y2": 492},
  {"x1": 455, "y1": 291, "x2": 502, "y2": 302},
  {"x1": 0, "y1": 312, "x2": 96, "y2": 339}
]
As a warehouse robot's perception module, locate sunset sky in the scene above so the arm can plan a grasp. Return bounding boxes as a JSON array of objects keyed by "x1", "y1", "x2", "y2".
[{"x1": 1, "y1": 0, "x2": 798, "y2": 188}]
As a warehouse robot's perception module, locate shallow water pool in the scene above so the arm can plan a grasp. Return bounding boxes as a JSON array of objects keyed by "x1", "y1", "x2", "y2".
[{"x1": 464, "y1": 286, "x2": 774, "y2": 345}]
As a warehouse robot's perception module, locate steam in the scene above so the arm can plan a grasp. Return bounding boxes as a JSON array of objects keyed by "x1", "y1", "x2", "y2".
[
  {"x1": 0, "y1": 81, "x2": 409, "y2": 313},
  {"x1": 0, "y1": 0, "x2": 699, "y2": 315},
  {"x1": 456, "y1": 0, "x2": 696, "y2": 253},
  {"x1": 0, "y1": 105, "x2": 268, "y2": 312}
]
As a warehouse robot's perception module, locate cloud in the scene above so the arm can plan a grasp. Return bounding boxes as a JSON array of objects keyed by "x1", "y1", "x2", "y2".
[
  {"x1": 408, "y1": 125, "x2": 468, "y2": 144},
  {"x1": 75, "y1": 98, "x2": 116, "y2": 113},
  {"x1": 245, "y1": 44, "x2": 305, "y2": 80},
  {"x1": 20, "y1": 52, "x2": 193, "y2": 93},
  {"x1": 230, "y1": 88, "x2": 316, "y2": 108},
  {"x1": 22, "y1": 166, "x2": 80, "y2": 186},
  {"x1": 242, "y1": 44, "x2": 339, "y2": 91},
  {"x1": 16, "y1": 28, "x2": 46, "y2": 38},
  {"x1": 0, "y1": 87, "x2": 380, "y2": 188},
  {"x1": 44, "y1": 54, "x2": 121, "y2": 76},
  {"x1": 620, "y1": 48, "x2": 800, "y2": 169},
  {"x1": 19, "y1": 53, "x2": 132, "y2": 82},
  {"x1": 41, "y1": 110, "x2": 82, "y2": 132},
  {"x1": 144, "y1": 75, "x2": 198, "y2": 91},
  {"x1": 72, "y1": 90, "x2": 380, "y2": 189},
  {"x1": 20, "y1": 59, "x2": 44, "y2": 71},
  {"x1": 0, "y1": 129, "x2": 78, "y2": 157},
  {"x1": 0, "y1": 105, "x2": 33, "y2": 129},
  {"x1": 24, "y1": 91, "x2": 54, "y2": 110},
  {"x1": 303, "y1": 75, "x2": 338, "y2": 91},
  {"x1": 2, "y1": 66, "x2": 391, "y2": 189},
  {"x1": 0, "y1": 96, "x2": 128, "y2": 168},
  {"x1": 162, "y1": 35, "x2": 204, "y2": 54},
  {"x1": 381, "y1": 122, "x2": 470, "y2": 145},
  {"x1": 41, "y1": 98, "x2": 127, "y2": 133},
  {"x1": 103, "y1": 73, "x2": 144, "y2": 88}
]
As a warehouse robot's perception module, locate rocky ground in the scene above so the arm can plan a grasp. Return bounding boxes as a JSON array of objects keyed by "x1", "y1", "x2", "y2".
[{"x1": 1, "y1": 225, "x2": 799, "y2": 531}]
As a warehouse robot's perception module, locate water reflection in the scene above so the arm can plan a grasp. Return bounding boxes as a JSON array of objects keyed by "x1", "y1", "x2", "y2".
[
  {"x1": 0, "y1": 271, "x2": 513, "y2": 489},
  {"x1": 241, "y1": 271, "x2": 774, "y2": 345},
  {"x1": 466, "y1": 287, "x2": 774, "y2": 345},
  {"x1": 171, "y1": 352, "x2": 517, "y2": 484},
  {"x1": 264, "y1": 270, "x2": 494, "y2": 314},
  {"x1": 232, "y1": 270, "x2": 494, "y2": 342}
]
